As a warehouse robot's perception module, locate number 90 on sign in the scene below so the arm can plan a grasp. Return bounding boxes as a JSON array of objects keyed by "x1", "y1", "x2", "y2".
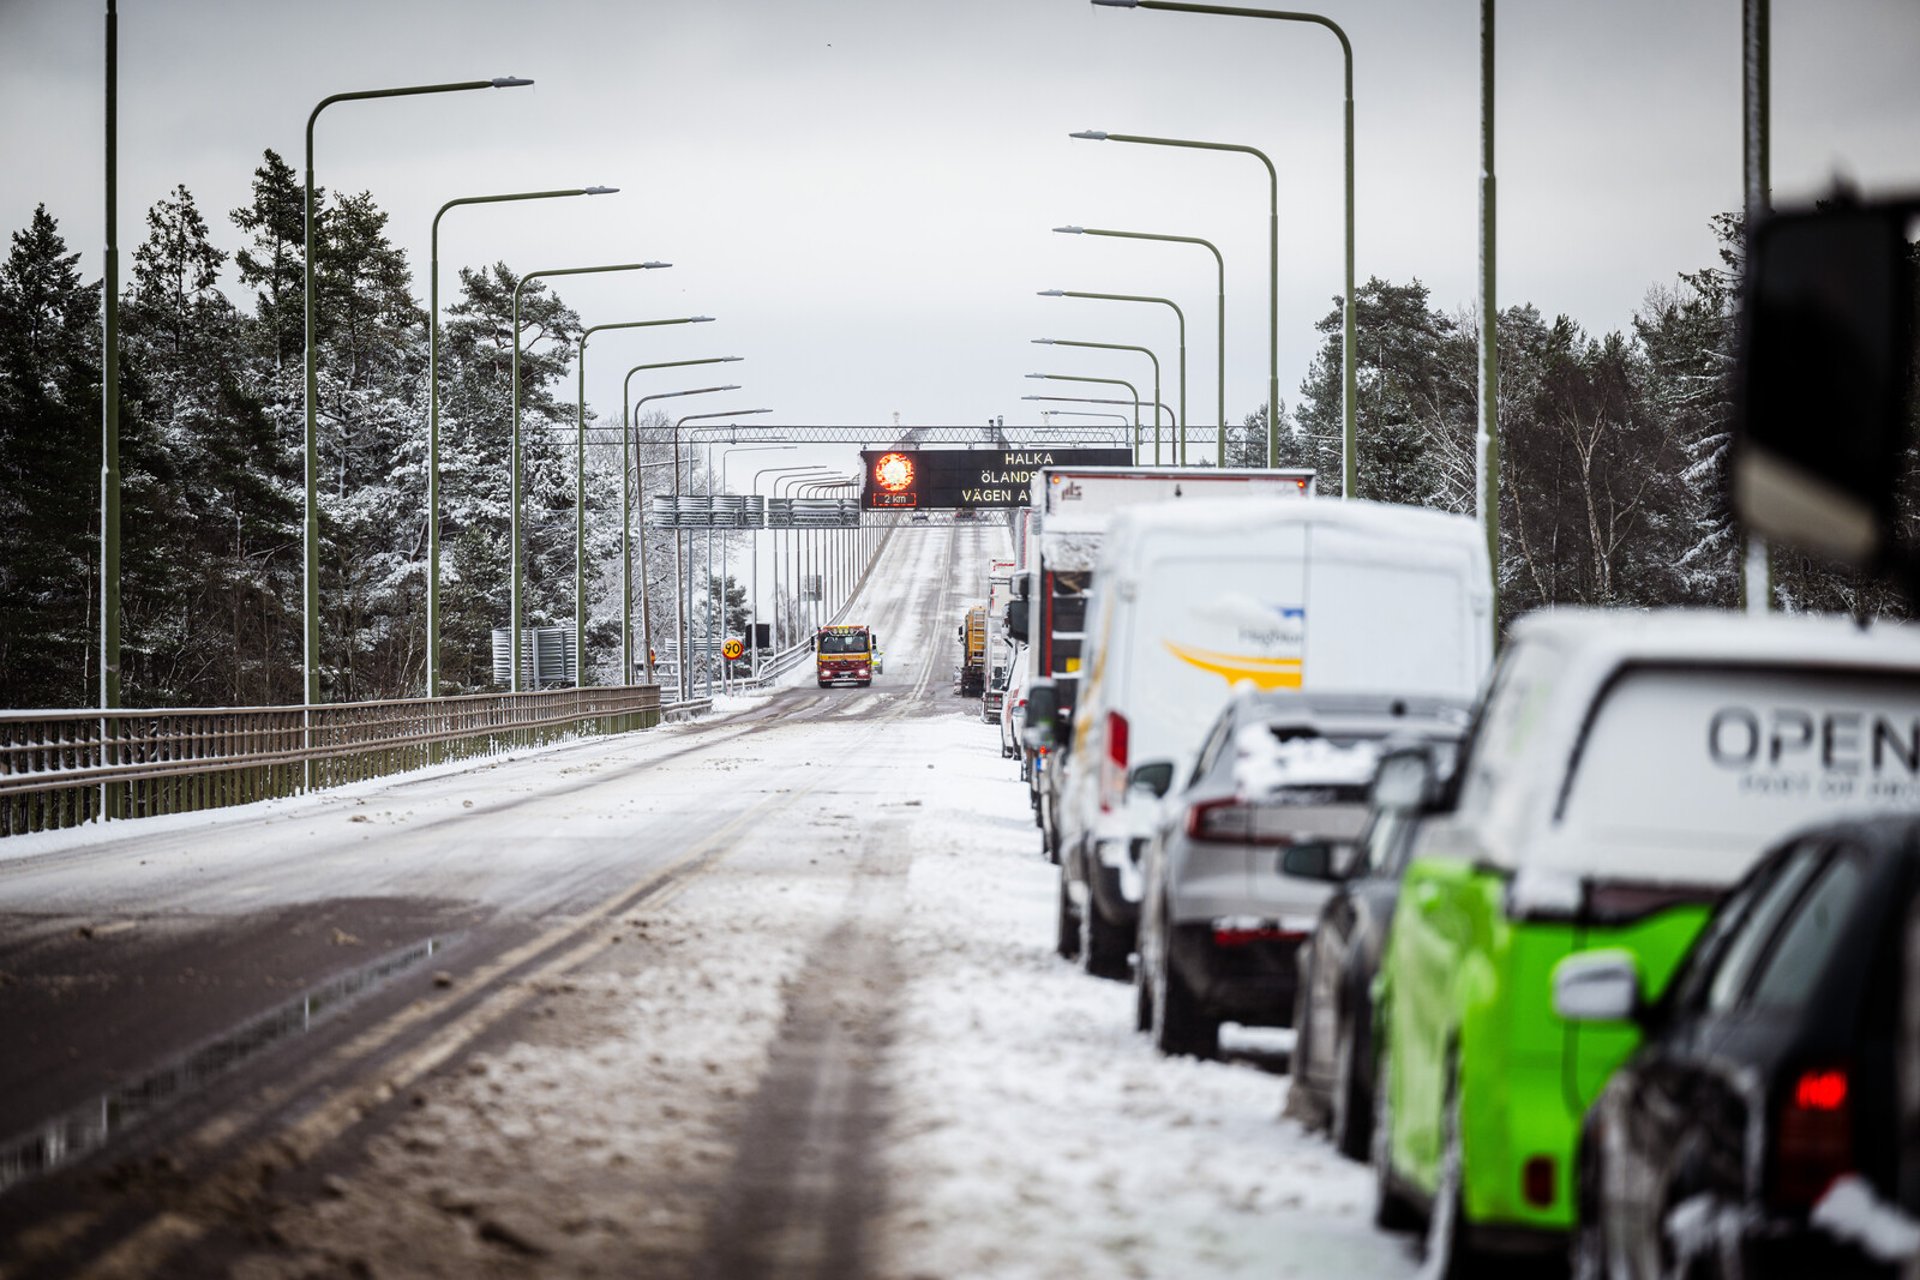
[{"x1": 723, "y1": 638, "x2": 745, "y2": 661}]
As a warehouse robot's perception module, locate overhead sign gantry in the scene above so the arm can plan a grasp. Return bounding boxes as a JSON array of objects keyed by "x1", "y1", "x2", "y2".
[{"x1": 860, "y1": 447, "x2": 1130, "y2": 511}]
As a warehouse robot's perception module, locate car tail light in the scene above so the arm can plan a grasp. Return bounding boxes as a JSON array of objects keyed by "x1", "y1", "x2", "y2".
[
  {"x1": 1210, "y1": 922, "x2": 1306, "y2": 948},
  {"x1": 1523, "y1": 1156, "x2": 1556, "y2": 1207},
  {"x1": 1184, "y1": 797, "x2": 1296, "y2": 846},
  {"x1": 1772, "y1": 1066, "x2": 1853, "y2": 1209}
]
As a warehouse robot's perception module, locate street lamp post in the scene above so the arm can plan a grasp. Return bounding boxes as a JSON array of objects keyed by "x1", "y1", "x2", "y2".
[
  {"x1": 752, "y1": 465, "x2": 831, "y2": 665},
  {"x1": 799, "y1": 478, "x2": 857, "y2": 629},
  {"x1": 775, "y1": 471, "x2": 829, "y2": 652},
  {"x1": 1026, "y1": 374, "x2": 1141, "y2": 460},
  {"x1": 1037, "y1": 290, "x2": 1183, "y2": 462},
  {"x1": 630, "y1": 384, "x2": 744, "y2": 688},
  {"x1": 101, "y1": 0, "x2": 121, "y2": 803},
  {"x1": 712, "y1": 446, "x2": 795, "y2": 693},
  {"x1": 671, "y1": 410, "x2": 772, "y2": 700},
  {"x1": 571, "y1": 316, "x2": 714, "y2": 687},
  {"x1": 428, "y1": 184, "x2": 615, "y2": 697},
  {"x1": 1068, "y1": 132, "x2": 1283, "y2": 469},
  {"x1": 1042, "y1": 410, "x2": 1131, "y2": 427},
  {"x1": 1022, "y1": 394, "x2": 1173, "y2": 440},
  {"x1": 624, "y1": 355, "x2": 743, "y2": 683},
  {"x1": 1033, "y1": 339, "x2": 1164, "y2": 463},
  {"x1": 306, "y1": 74, "x2": 532, "y2": 717},
  {"x1": 1054, "y1": 224, "x2": 1222, "y2": 465},
  {"x1": 1083, "y1": 3, "x2": 1356, "y2": 489},
  {"x1": 508, "y1": 262, "x2": 669, "y2": 691}
]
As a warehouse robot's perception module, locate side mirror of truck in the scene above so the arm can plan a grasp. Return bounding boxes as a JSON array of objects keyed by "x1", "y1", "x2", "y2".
[
  {"x1": 1005, "y1": 597, "x2": 1030, "y2": 644},
  {"x1": 1733, "y1": 196, "x2": 1919, "y2": 592},
  {"x1": 1023, "y1": 679, "x2": 1058, "y2": 751}
]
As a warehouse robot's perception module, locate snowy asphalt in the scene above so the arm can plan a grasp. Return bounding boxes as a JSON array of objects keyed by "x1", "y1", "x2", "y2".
[{"x1": 0, "y1": 522, "x2": 1423, "y2": 1279}]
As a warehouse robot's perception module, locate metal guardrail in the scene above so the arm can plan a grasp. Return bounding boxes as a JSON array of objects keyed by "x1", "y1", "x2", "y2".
[
  {"x1": 738, "y1": 639, "x2": 818, "y2": 690},
  {"x1": 0, "y1": 686, "x2": 665, "y2": 837}
]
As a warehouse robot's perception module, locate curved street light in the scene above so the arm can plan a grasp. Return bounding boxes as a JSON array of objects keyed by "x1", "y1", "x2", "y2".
[
  {"x1": 668, "y1": 410, "x2": 772, "y2": 699},
  {"x1": 1037, "y1": 290, "x2": 1182, "y2": 464},
  {"x1": 506, "y1": 262, "x2": 669, "y2": 690},
  {"x1": 305, "y1": 74, "x2": 532, "y2": 710},
  {"x1": 1069, "y1": 130, "x2": 1287, "y2": 469},
  {"x1": 621, "y1": 355, "x2": 745, "y2": 682},
  {"x1": 752, "y1": 464, "x2": 835, "y2": 657},
  {"x1": 625, "y1": 384, "x2": 743, "y2": 686},
  {"x1": 1034, "y1": 338, "x2": 1165, "y2": 464},
  {"x1": 1080, "y1": 3, "x2": 1356, "y2": 487},
  {"x1": 427, "y1": 183, "x2": 616, "y2": 696},
  {"x1": 1027, "y1": 373, "x2": 1140, "y2": 460},
  {"x1": 1055, "y1": 223, "x2": 1223, "y2": 465},
  {"x1": 571, "y1": 316, "x2": 714, "y2": 685}
]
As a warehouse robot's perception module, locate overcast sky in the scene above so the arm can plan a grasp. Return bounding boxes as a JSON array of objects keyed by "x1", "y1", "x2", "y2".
[{"x1": 4, "y1": 0, "x2": 1918, "y2": 441}]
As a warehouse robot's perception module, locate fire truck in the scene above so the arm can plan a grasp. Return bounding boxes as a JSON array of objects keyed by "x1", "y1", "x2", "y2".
[{"x1": 815, "y1": 623, "x2": 877, "y2": 687}]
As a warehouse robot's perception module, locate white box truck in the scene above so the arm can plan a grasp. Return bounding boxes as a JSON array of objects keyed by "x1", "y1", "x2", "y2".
[
  {"x1": 1022, "y1": 467, "x2": 1316, "y2": 862},
  {"x1": 1051, "y1": 496, "x2": 1493, "y2": 978}
]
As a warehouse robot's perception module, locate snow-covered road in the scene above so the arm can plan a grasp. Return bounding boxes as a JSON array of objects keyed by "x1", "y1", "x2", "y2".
[{"x1": 0, "y1": 520, "x2": 1420, "y2": 1279}]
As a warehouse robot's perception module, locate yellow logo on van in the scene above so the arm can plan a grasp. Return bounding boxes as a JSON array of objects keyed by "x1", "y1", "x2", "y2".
[{"x1": 1163, "y1": 640, "x2": 1303, "y2": 690}]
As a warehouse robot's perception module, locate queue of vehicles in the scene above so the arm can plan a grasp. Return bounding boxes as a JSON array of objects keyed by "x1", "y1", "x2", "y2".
[{"x1": 960, "y1": 460, "x2": 1920, "y2": 1278}]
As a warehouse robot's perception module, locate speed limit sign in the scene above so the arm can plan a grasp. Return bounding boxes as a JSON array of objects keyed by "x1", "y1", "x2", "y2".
[{"x1": 722, "y1": 637, "x2": 744, "y2": 661}]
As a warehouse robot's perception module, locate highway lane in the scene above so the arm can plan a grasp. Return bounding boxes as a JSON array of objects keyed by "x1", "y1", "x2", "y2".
[{"x1": 0, "y1": 517, "x2": 998, "y2": 1278}]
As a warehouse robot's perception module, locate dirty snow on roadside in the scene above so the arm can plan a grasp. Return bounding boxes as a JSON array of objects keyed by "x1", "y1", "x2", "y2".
[{"x1": 873, "y1": 715, "x2": 1421, "y2": 1280}]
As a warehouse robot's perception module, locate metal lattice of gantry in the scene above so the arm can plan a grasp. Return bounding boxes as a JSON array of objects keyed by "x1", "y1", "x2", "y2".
[{"x1": 537, "y1": 423, "x2": 1134, "y2": 448}]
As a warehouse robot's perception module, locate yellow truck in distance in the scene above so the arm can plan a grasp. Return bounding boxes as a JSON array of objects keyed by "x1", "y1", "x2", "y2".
[
  {"x1": 815, "y1": 624, "x2": 876, "y2": 688},
  {"x1": 957, "y1": 606, "x2": 987, "y2": 697}
]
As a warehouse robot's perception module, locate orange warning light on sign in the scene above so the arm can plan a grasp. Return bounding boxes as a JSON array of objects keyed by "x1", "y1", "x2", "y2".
[{"x1": 873, "y1": 452, "x2": 915, "y2": 492}]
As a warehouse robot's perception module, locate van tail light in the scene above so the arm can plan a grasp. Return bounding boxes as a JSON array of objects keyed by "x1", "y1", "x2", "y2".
[
  {"x1": 1184, "y1": 797, "x2": 1295, "y2": 846},
  {"x1": 1771, "y1": 1066, "x2": 1853, "y2": 1210},
  {"x1": 1100, "y1": 711, "x2": 1130, "y2": 813}
]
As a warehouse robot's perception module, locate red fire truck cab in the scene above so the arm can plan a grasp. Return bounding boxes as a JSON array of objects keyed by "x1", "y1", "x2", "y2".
[{"x1": 815, "y1": 624, "x2": 876, "y2": 687}]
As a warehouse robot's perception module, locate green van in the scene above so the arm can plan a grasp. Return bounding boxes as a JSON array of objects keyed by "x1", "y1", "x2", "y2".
[{"x1": 1370, "y1": 609, "x2": 1920, "y2": 1274}]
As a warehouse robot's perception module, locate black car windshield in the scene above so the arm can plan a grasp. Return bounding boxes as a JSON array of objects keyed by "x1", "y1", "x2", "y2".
[{"x1": 819, "y1": 633, "x2": 868, "y2": 654}]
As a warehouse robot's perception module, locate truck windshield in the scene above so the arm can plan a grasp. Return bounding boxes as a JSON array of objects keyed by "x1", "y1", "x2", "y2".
[{"x1": 819, "y1": 634, "x2": 868, "y2": 654}]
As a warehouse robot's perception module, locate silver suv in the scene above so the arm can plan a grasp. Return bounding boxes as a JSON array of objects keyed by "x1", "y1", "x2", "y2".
[{"x1": 1135, "y1": 690, "x2": 1470, "y2": 1059}]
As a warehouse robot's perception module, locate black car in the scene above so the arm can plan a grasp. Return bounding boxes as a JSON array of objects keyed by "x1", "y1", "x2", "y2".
[
  {"x1": 1285, "y1": 742, "x2": 1456, "y2": 1160},
  {"x1": 1559, "y1": 813, "x2": 1920, "y2": 1279}
]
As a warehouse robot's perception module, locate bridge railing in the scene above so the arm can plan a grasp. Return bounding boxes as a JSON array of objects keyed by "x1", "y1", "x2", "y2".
[{"x1": 0, "y1": 685, "x2": 666, "y2": 837}]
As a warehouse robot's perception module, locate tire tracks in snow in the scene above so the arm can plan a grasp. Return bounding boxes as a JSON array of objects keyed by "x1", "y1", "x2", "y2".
[{"x1": 701, "y1": 827, "x2": 908, "y2": 1280}]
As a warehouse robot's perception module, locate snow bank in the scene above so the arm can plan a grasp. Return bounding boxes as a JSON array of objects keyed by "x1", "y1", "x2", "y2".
[{"x1": 874, "y1": 716, "x2": 1417, "y2": 1279}]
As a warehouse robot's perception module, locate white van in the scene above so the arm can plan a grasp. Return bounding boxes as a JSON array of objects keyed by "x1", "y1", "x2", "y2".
[{"x1": 1053, "y1": 497, "x2": 1493, "y2": 977}]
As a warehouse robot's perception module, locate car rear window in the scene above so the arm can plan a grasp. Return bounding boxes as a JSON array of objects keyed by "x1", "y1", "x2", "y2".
[
  {"x1": 1549, "y1": 667, "x2": 1920, "y2": 885},
  {"x1": 1745, "y1": 851, "x2": 1866, "y2": 1012}
]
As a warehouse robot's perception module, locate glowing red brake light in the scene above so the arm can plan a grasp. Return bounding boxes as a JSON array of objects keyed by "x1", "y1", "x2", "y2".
[
  {"x1": 1106, "y1": 711, "x2": 1129, "y2": 769},
  {"x1": 1795, "y1": 1070, "x2": 1848, "y2": 1111},
  {"x1": 1773, "y1": 1065, "x2": 1853, "y2": 1209}
]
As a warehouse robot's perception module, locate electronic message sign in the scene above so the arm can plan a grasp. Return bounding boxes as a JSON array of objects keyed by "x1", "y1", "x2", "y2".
[{"x1": 861, "y1": 447, "x2": 1131, "y2": 510}]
